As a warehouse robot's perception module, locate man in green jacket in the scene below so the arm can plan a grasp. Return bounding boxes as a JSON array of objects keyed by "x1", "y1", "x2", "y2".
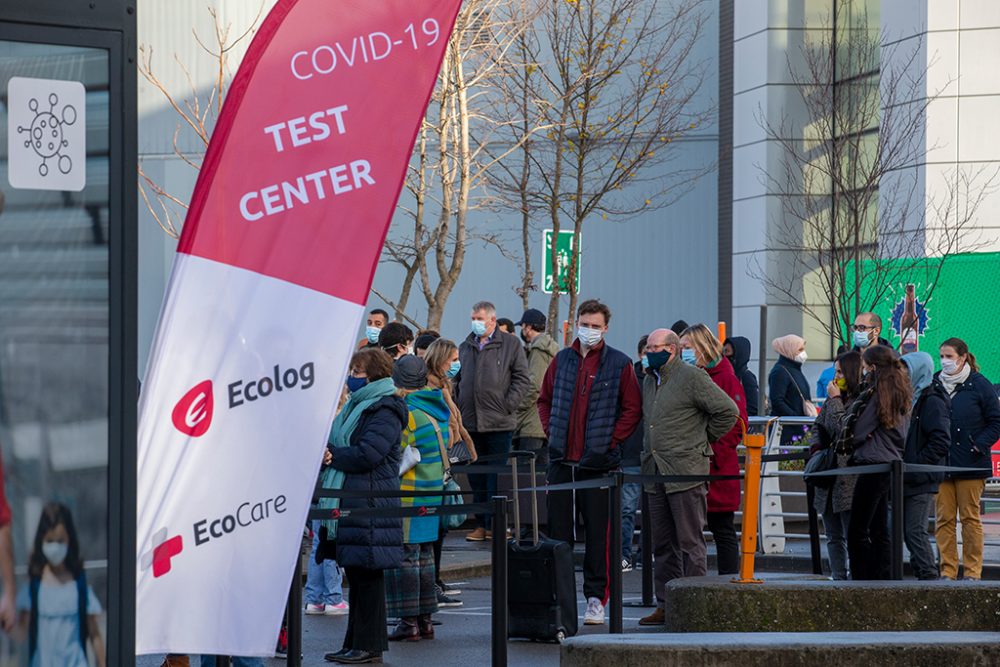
[
  {"x1": 638, "y1": 328, "x2": 739, "y2": 626},
  {"x1": 514, "y1": 308, "x2": 560, "y2": 465}
]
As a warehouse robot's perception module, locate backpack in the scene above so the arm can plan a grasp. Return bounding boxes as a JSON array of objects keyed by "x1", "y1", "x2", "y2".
[{"x1": 29, "y1": 572, "x2": 89, "y2": 660}]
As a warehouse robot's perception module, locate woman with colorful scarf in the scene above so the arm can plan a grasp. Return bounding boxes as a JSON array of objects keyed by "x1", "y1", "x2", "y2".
[
  {"x1": 319, "y1": 348, "x2": 406, "y2": 665},
  {"x1": 385, "y1": 356, "x2": 448, "y2": 642}
]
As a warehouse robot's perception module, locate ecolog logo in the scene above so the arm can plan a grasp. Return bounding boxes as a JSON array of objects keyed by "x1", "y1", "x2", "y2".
[{"x1": 171, "y1": 380, "x2": 214, "y2": 437}]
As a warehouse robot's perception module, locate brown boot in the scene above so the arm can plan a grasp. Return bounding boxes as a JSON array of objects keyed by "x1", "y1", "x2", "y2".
[
  {"x1": 466, "y1": 527, "x2": 487, "y2": 542},
  {"x1": 638, "y1": 608, "x2": 665, "y2": 626},
  {"x1": 161, "y1": 657, "x2": 191, "y2": 667},
  {"x1": 418, "y1": 613, "x2": 435, "y2": 639}
]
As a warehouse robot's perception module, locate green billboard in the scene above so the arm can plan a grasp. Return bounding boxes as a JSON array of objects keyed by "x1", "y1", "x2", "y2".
[{"x1": 857, "y1": 252, "x2": 1000, "y2": 379}]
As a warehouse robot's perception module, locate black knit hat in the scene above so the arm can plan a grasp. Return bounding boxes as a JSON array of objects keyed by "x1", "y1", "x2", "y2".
[{"x1": 392, "y1": 355, "x2": 428, "y2": 390}]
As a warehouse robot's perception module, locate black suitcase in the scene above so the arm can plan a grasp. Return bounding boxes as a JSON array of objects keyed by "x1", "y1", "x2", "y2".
[{"x1": 506, "y1": 454, "x2": 578, "y2": 642}]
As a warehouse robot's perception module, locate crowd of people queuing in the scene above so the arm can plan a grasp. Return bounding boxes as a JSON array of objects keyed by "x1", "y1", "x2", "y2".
[{"x1": 159, "y1": 301, "x2": 1000, "y2": 665}]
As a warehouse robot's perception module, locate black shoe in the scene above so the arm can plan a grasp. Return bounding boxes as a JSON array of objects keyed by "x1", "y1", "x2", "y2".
[
  {"x1": 388, "y1": 618, "x2": 421, "y2": 642},
  {"x1": 325, "y1": 649, "x2": 383, "y2": 664}
]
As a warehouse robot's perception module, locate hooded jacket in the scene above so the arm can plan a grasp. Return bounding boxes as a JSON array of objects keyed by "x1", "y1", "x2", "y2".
[
  {"x1": 705, "y1": 357, "x2": 749, "y2": 512},
  {"x1": 726, "y1": 337, "x2": 759, "y2": 417},
  {"x1": 400, "y1": 389, "x2": 449, "y2": 543},
  {"x1": 331, "y1": 395, "x2": 407, "y2": 570},
  {"x1": 516, "y1": 332, "x2": 560, "y2": 439},
  {"x1": 935, "y1": 369, "x2": 1000, "y2": 480}
]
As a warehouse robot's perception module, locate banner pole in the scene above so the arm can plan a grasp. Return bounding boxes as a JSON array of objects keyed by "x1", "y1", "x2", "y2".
[
  {"x1": 286, "y1": 546, "x2": 303, "y2": 667},
  {"x1": 890, "y1": 460, "x2": 905, "y2": 580},
  {"x1": 640, "y1": 491, "x2": 654, "y2": 605}
]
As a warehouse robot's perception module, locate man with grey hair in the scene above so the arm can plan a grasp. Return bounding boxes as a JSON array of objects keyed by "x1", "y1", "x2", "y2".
[
  {"x1": 852, "y1": 311, "x2": 889, "y2": 351},
  {"x1": 454, "y1": 300, "x2": 532, "y2": 540},
  {"x1": 638, "y1": 328, "x2": 739, "y2": 626}
]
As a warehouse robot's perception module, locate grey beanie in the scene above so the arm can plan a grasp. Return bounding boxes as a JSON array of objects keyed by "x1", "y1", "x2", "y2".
[{"x1": 392, "y1": 355, "x2": 428, "y2": 390}]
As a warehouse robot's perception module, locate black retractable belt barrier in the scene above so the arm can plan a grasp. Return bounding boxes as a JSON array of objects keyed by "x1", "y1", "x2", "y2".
[
  {"x1": 608, "y1": 471, "x2": 623, "y2": 634},
  {"x1": 215, "y1": 656, "x2": 228, "y2": 666},
  {"x1": 491, "y1": 496, "x2": 508, "y2": 667},
  {"x1": 287, "y1": 544, "x2": 303, "y2": 667},
  {"x1": 805, "y1": 482, "x2": 823, "y2": 575}
]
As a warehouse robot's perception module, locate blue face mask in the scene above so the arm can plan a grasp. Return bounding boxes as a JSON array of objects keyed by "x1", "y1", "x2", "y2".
[
  {"x1": 346, "y1": 376, "x2": 368, "y2": 393},
  {"x1": 447, "y1": 360, "x2": 461, "y2": 378},
  {"x1": 681, "y1": 348, "x2": 698, "y2": 365},
  {"x1": 471, "y1": 320, "x2": 488, "y2": 337},
  {"x1": 853, "y1": 330, "x2": 871, "y2": 348},
  {"x1": 641, "y1": 355, "x2": 650, "y2": 370},
  {"x1": 365, "y1": 325, "x2": 382, "y2": 344},
  {"x1": 646, "y1": 350, "x2": 671, "y2": 370}
]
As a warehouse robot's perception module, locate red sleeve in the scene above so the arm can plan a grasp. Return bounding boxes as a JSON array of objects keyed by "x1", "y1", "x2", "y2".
[
  {"x1": 536, "y1": 358, "x2": 558, "y2": 436},
  {"x1": 611, "y1": 362, "x2": 643, "y2": 446}
]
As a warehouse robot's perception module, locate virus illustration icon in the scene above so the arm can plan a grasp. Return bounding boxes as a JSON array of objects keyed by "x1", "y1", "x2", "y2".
[{"x1": 17, "y1": 93, "x2": 78, "y2": 177}]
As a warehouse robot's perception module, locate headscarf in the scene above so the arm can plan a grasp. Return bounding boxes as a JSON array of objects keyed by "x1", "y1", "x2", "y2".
[
  {"x1": 772, "y1": 334, "x2": 805, "y2": 361},
  {"x1": 901, "y1": 352, "x2": 934, "y2": 406}
]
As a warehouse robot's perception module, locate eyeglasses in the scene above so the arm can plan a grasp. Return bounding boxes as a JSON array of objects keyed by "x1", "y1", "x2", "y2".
[{"x1": 852, "y1": 324, "x2": 874, "y2": 332}]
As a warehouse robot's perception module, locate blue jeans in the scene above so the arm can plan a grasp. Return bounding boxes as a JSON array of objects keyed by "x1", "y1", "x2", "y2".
[
  {"x1": 201, "y1": 657, "x2": 264, "y2": 667},
  {"x1": 306, "y1": 519, "x2": 344, "y2": 605},
  {"x1": 469, "y1": 431, "x2": 513, "y2": 530},
  {"x1": 621, "y1": 466, "x2": 642, "y2": 562}
]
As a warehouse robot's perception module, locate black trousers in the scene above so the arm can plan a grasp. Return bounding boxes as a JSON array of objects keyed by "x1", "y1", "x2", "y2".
[
  {"x1": 343, "y1": 567, "x2": 388, "y2": 653},
  {"x1": 707, "y1": 511, "x2": 739, "y2": 575},
  {"x1": 545, "y1": 463, "x2": 609, "y2": 602},
  {"x1": 848, "y1": 472, "x2": 891, "y2": 580}
]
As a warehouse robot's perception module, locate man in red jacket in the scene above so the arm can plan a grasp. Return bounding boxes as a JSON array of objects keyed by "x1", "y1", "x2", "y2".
[{"x1": 537, "y1": 300, "x2": 641, "y2": 625}]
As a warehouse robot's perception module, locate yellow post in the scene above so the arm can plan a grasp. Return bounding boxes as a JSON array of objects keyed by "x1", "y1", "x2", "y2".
[
  {"x1": 717, "y1": 321, "x2": 727, "y2": 344},
  {"x1": 733, "y1": 422, "x2": 768, "y2": 584}
]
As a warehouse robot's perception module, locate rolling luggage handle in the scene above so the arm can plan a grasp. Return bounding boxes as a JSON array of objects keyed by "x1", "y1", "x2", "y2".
[{"x1": 508, "y1": 450, "x2": 539, "y2": 546}]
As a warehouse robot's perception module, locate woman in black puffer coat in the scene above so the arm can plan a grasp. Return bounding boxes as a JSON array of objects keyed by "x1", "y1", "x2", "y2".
[{"x1": 320, "y1": 348, "x2": 406, "y2": 665}]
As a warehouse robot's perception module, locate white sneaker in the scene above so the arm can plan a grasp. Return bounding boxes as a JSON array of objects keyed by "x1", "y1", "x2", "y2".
[
  {"x1": 324, "y1": 601, "x2": 349, "y2": 616},
  {"x1": 583, "y1": 597, "x2": 605, "y2": 625},
  {"x1": 305, "y1": 603, "x2": 325, "y2": 615}
]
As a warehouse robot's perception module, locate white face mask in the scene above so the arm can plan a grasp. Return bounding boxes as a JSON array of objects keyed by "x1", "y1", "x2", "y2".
[
  {"x1": 795, "y1": 351, "x2": 808, "y2": 364},
  {"x1": 577, "y1": 327, "x2": 604, "y2": 348},
  {"x1": 940, "y1": 358, "x2": 959, "y2": 375},
  {"x1": 42, "y1": 541, "x2": 68, "y2": 567}
]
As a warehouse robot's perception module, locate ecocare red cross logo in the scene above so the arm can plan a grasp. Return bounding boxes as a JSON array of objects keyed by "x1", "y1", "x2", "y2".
[
  {"x1": 141, "y1": 528, "x2": 184, "y2": 578},
  {"x1": 171, "y1": 380, "x2": 214, "y2": 437}
]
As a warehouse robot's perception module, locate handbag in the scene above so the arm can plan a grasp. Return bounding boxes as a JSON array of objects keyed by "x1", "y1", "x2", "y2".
[
  {"x1": 448, "y1": 440, "x2": 474, "y2": 465},
  {"x1": 443, "y1": 477, "x2": 467, "y2": 529},
  {"x1": 782, "y1": 366, "x2": 819, "y2": 417},
  {"x1": 803, "y1": 446, "x2": 837, "y2": 489}
]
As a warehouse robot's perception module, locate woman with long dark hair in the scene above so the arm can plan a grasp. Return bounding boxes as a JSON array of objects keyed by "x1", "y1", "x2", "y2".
[
  {"x1": 838, "y1": 345, "x2": 912, "y2": 580},
  {"x1": 807, "y1": 350, "x2": 862, "y2": 580},
  {"x1": 935, "y1": 338, "x2": 1000, "y2": 580}
]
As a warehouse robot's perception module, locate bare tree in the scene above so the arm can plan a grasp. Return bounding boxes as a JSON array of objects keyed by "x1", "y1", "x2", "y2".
[
  {"x1": 509, "y1": 0, "x2": 713, "y2": 336},
  {"x1": 754, "y1": 2, "x2": 998, "y2": 348},
  {"x1": 138, "y1": 5, "x2": 263, "y2": 238},
  {"x1": 382, "y1": 0, "x2": 541, "y2": 330}
]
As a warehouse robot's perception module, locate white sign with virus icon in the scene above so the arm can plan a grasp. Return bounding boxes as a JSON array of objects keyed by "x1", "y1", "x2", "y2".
[{"x1": 7, "y1": 76, "x2": 86, "y2": 192}]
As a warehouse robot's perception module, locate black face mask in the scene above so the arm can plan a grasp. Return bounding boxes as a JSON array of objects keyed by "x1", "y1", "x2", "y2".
[{"x1": 520, "y1": 330, "x2": 530, "y2": 345}]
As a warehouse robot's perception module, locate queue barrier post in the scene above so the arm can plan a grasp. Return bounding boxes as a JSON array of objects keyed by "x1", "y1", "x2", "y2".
[
  {"x1": 733, "y1": 426, "x2": 766, "y2": 584},
  {"x1": 608, "y1": 471, "x2": 624, "y2": 634},
  {"x1": 215, "y1": 656, "x2": 229, "y2": 666},
  {"x1": 491, "y1": 496, "x2": 508, "y2": 667},
  {"x1": 890, "y1": 459, "x2": 905, "y2": 580},
  {"x1": 640, "y1": 491, "x2": 654, "y2": 605},
  {"x1": 805, "y1": 482, "x2": 823, "y2": 575}
]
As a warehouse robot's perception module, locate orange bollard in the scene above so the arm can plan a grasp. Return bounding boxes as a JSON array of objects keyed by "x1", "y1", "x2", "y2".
[
  {"x1": 717, "y1": 321, "x2": 727, "y2": 344},
  {"x1": 733, "y1": 422, "x2": 768, "y2": 584}
]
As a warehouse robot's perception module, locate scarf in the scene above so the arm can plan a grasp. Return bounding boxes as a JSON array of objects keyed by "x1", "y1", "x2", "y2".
[
  {"x1": 318, "y1": 377, "x2": 398, "y2": 538},
  {"x1": 835, "y1": 382, "x2": 876, "y2": 457},
  {"x1": 939, "y1": 363, "x2": 971, "y2": 397},
  {"x1": 772, "y1": 334, "x2": 805, "y2": 361}
]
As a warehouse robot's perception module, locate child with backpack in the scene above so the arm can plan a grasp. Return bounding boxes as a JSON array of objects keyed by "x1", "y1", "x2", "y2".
[{"x1": 17, "y1": 502, "x2": 105, "y2": 667}]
